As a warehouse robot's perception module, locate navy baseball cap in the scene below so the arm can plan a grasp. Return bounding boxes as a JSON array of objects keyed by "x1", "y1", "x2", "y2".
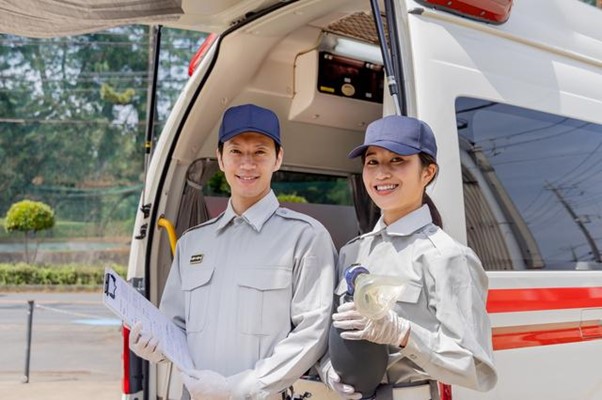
[
  {"x1": 218, "y1": 104, "x2": 281, "y2": 145},
  {"x1": 348, "y1": 115, "x2": 437, "y2": 160}
]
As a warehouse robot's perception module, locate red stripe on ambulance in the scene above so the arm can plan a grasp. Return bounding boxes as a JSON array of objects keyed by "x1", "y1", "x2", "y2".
[
  {"x1": 487, "y1": 287, "x2": 602, "y2": 350},
  {"x1": 487, "y1": 287, "x2": 602, "y2": 313},
  {"x1": 491, "y1": 320, "x2": 602, "y2": 350}
]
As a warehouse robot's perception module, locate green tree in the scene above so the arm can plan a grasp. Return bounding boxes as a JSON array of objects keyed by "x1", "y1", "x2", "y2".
[
  {"x1": 277, "y1": 193, "x2": 308, "y2": 203},
  {"x1": 0, "y1": 27, "x2": 206, "y2": 235},
  {"x1": 5, "y1": 200, "x2": 55, "y2": 262}
]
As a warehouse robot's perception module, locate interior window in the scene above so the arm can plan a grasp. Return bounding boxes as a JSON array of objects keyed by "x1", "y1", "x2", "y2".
[
  {"x1": 202, "y1": 168, "x2": 358, "y2": 249},
  {"x1": 456, "y1": 97, "x2": 602, "y2": 270}
]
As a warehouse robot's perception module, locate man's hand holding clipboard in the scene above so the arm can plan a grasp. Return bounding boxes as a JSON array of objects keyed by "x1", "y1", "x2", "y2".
[{"x1": 102, "y1": 267, "x2": 194, "y2": 371}]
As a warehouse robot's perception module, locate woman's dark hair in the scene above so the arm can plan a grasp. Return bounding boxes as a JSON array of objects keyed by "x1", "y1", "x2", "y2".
[{"x1": 418, "y1": 152, "x2": 442, "y2": 228}]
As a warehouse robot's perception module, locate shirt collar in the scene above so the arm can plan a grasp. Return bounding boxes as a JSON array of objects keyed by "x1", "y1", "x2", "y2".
[
  {"x1": 216, "y1": 190, "x2": 279, "y2": 232},
  {"x1": 366, "y1": 204, "x2": 432, "y2": 237}
]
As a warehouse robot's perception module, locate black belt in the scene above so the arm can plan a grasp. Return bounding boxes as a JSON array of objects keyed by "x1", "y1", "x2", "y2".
[
  {"x1": 392, "y1": 379, "x2": 432, "y2": 389},
  {"x1": 375, "y1": 380, "x2": 439, "y2": 400}
]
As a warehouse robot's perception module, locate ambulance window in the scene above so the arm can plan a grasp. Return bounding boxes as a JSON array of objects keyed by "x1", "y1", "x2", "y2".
[
  {"x1": 202, "y1": 169, "x2": 357, "y2": 249},
  {"x1": 456, "y1": 97, "x2": 602, "y2": 270}
]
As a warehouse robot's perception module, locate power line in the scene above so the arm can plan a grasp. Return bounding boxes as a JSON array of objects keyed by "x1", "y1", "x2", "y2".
[
  {"x1": 523, "y1": 194, "x2": 557, "y2": 220},
  {"x1": 0, "y1": 87, "x2": 185, "y2": 93},
  {"x1": 0, "y1": 117, "x2": 159, "y2": 126},
  {"x1": 521, "y1": 187, "x2": 549, "y2": 214},
  {"x1": 0, "y1": 77, "x2": 187, "y2": 83},
  {"x1": 569, "y1": 161, "x2": 602, "y2": 187},
  {"x1": 0, "y1": 40, "x2": 200, "y2": 49},
  {"x1": 550, "y1": 140, "x2": 602, "y2": 186},
  {"x1": 528, "y1": 208, "x2": 564, "y2": 227},
  {"x1": 493, "y1": 150, "x2": 595, "y2": 166},
  {"x1": 482, "y1": 121, "x2": 591, "y2": 153},
  {"x1": 480, "y1": 117, "x2": 571, "y2": 143}
]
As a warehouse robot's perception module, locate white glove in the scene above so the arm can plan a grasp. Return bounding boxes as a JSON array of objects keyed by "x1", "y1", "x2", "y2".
[
  {"x1": 226, "y1": 369, "x2": 269, "y2": 399},
  {"x1": 129, "y1": 321, "x2": 165, "y2": 363},
  {"x1": 181, "y1": 369, "x2": 231, "y2": 400},
  {"x1": 332, "y1": 302, "x2": 410, "y2": 347},
  {"x1": 326, "y1": 366, "x2": 362, "y2": 400}
]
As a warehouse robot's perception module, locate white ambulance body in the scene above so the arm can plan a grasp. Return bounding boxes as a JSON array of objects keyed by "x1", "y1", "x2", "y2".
[
  {"x1": 119, "y1": 1, "x2": 602, "y2": 399},
  {"x1": 4, "y1": 0, "x2": 602, "y2": 398},
  {"x1": 130, "y1": 1, "x2": 602, "y2": 399}
]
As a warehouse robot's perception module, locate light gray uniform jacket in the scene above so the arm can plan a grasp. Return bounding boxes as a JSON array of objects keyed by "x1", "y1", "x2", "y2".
[
  {"x1": 324, "y1": 205, "x2": 497, "y2": 393},
  {"x1": 160, "y1": 191, "x2": 337, "y2": 399}
]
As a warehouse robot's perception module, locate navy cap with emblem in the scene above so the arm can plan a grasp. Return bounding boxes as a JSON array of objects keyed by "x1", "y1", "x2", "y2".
[
  {"x1": 219, "y1": 103, "x2": 281, "y2": 145},
  {"x1": 348, "y1": 115, "x2": 437, "y2": 160}
]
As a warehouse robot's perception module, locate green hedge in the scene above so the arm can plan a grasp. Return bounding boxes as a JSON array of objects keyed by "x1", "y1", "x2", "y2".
[
  {"x1": 0, "y1": 263, "x2": 127, "y2": 286},
  {"x1": 0, "y1": 217, "x2": 134, "y2": 239}
]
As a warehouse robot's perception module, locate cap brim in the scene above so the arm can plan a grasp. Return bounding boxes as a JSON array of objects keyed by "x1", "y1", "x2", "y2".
[
  {"x1": 220, "y1": 127, "x2": 281, "y2": 145},
  {"x1": 348, "y1": 140, "x2": 422, "y2": 159}
]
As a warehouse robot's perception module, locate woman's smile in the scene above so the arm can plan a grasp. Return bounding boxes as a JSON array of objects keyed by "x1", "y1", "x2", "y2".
[{"x1": 374, "y1": 183, "x2": 399, "y2": 193}]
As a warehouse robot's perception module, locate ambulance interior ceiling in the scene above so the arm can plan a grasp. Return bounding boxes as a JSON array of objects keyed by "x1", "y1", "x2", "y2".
[{"x1": 174, "y1": 0, "x2": 387, "y2": 175}]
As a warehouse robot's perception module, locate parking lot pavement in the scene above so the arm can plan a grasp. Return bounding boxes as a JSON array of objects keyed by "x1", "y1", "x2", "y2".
[
  {"x1": 0, "y1": 372, "x2": 121, "y2": 400},
  {"x1": 0, "y1": 290, "x2": 122, "y2": 399}
]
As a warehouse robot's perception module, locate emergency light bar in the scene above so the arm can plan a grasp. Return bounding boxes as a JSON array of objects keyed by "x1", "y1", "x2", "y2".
[
  {"x1": 189, "y1": 33, "x2": 218, "y2": 77},
  {"x1": 415, "y1": 0, "x2": 513, "y2": 24}
]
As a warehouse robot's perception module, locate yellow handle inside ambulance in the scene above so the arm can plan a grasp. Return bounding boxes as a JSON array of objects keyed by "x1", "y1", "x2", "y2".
[{"x1": 157, "y1": 216, "x2": 177, "y2": 256}]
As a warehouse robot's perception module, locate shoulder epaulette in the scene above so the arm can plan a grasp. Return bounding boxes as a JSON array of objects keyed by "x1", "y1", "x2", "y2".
[
  {"x1": 180, "y1": 212, "x2": 225, "y2": 236},
  {"x1": 275, "y1": 207, "x2": 321, "y2": 228},
  {"x1": 424, "y1": 225, "x2": 464, "y2": 257}
]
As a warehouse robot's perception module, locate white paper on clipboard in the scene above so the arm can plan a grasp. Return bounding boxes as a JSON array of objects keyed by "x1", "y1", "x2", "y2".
[{"x1": 102, "y1": 267, "x2": 194, "y2": 371}]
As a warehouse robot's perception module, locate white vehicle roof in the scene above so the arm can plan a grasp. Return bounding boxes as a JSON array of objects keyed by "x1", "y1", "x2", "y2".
[{"x1": 0, "y1": 0, "x2": 283, "y2": 38}]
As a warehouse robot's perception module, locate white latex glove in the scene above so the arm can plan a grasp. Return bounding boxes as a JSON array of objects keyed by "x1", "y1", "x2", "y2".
[
  {"x1": 129, "y1": 321, "x2": 165, "y2": 363},
  {"x1": 326, "y1": 365, "x2": 362, "y2": 400},
  {"x1": 332, "y1": 302, "x2": 410, "y2": 346},
  {"x1": 181, "y1": 369, "x2": 231, "y2": 400},
  {"x1": 226, "y1": 369, "x2": 268, "y2": 399}
]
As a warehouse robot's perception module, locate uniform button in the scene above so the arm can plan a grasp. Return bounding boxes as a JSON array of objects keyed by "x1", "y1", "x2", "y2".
[{"x1": 409, "y1": 354, "x2": 417, "y2": 360}]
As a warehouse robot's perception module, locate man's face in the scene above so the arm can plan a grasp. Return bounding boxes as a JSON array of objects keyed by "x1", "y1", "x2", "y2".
[{"x1": 217, "y1": 132, "x2": 283, "y2": 214}]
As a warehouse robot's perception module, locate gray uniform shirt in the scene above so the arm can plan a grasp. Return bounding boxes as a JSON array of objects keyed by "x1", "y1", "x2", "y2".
[
  {"x1": 330, "y1": 205, "x2": 497, "y2": 392},
  {"x1": 160, "y1": 191, "x2": 336, "y2": 398}
]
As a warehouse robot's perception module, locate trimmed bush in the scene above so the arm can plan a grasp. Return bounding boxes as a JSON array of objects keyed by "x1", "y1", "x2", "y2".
[
  {"x1": 5, "y1": 200, "x2": 56, "y2": 263},
  {"x1": 0, "y1": 263, "x2": 127, "y2": 286},
  {"x1": 5, "y1": 200, "x2": 55, "y2": 233}
]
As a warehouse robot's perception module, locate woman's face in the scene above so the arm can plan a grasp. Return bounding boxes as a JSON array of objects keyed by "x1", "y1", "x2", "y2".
[{"x1": 362, "y1": 146, "x2": 436, "y2": 225}]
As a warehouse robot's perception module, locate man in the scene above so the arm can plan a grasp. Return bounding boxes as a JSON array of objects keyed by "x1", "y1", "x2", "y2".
[{"x1": 130, "y1": 103, "x2": 336, "y2": 399}]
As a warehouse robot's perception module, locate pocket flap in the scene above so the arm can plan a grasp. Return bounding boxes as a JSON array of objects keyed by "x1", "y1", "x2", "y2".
[
  {"x1": 396, "y1": 280, "x2": 422, "y2": 304},
  {"x1": 238, "y1": 267, "x2": 291, "y2": 291},
  {"x1": 181, "y1": 266, "x2": 215, "y2": 291}
]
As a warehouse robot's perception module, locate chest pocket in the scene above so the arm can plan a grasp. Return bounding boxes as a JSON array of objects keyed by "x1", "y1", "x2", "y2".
[
  {"x1": 237, "y1": 267, "x2": 292, "y2": 336},
  {"x1": 395, "y1": 280, "x2": 422, "y2": 304},
  {"x1": 182, "y1": 265, "x2": 215, "y2": 333}
]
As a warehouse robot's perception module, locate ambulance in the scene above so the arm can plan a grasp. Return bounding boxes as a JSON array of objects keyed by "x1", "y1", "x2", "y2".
[{"x1": 3, "y1": 0, "x2": 602, "y2": 399}]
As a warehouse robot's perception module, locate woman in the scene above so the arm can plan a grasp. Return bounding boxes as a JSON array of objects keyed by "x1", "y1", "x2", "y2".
[{"x1": 323, "y1": 115, "x2": 497, "y2": 400}]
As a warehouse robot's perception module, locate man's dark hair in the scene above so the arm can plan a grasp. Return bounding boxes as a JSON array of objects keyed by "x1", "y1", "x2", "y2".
[{"x1": 217, "y1": 140, "x2": 281, "y2": 155}]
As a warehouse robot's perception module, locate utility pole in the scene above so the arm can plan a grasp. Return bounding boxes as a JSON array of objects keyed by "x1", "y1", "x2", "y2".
[{"x1": 547, "y1": 183, "x2": 601, "y2": 263}]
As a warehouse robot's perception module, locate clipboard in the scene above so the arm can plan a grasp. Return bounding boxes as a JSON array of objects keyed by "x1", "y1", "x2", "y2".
[{"x1": 102, "y1": 267, "x2": 194, "y2": 371}]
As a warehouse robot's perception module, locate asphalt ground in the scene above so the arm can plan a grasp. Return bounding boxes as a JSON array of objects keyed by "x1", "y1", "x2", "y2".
[
  {"x1": 0, "y1": 290, "x2": 339, "y2": 400},
  {"x1": 0, "y1": 290, "x2": 122, "y2": 400}
]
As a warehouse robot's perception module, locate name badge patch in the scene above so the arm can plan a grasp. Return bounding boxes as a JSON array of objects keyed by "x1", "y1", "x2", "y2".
[{"x1": 190, "y1": 254, "x2": 204, "y2": 264}]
